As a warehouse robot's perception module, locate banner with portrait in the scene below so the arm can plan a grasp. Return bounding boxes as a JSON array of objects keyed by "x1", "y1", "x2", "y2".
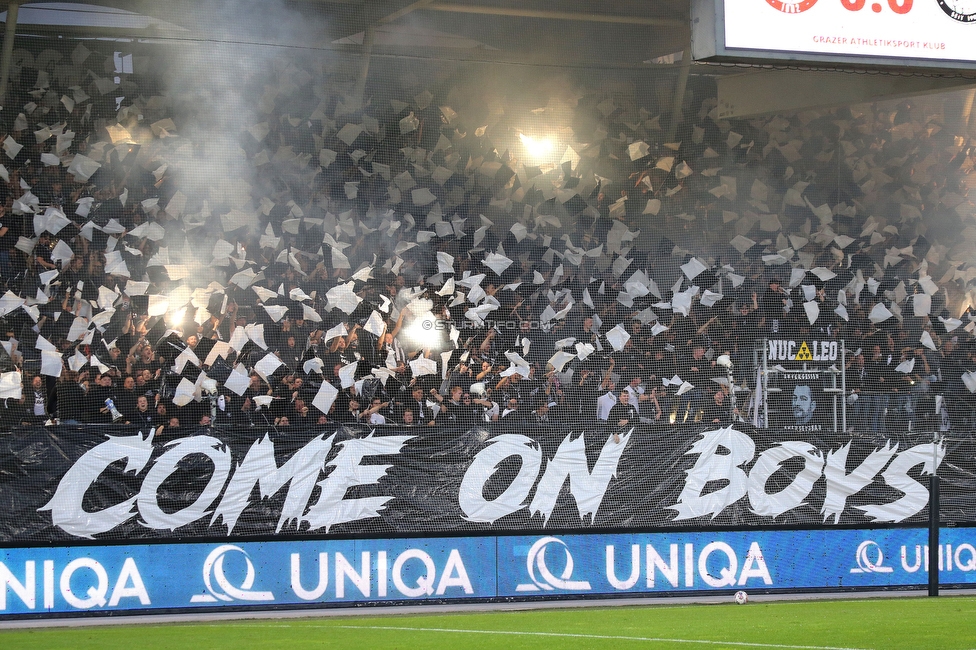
[{"x1": 769, "y1": 371, "x2": 835, "y2": 432}]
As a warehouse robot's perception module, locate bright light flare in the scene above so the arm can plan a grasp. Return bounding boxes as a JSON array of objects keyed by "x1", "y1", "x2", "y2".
[
  {"x1": 403, "y1": 311, "x2": 440, "y2": 350},
  {"x1": 519, "y1": 133, "x2": 555, "y2": 161},
  {"x1": 167, "y1": 307, "x2": 187, "y2": 328}
]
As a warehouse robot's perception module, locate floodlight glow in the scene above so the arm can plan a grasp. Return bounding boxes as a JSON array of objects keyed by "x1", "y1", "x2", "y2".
[
  {"x1": 168, "y1": 307, "x2": 186, "y2": 328},
  {"x1": 403, "y1": 311, "x2": 439, "y2": 349},
  {"x1": 519, "y1": 133, "x2": 554, "y2": 161}
]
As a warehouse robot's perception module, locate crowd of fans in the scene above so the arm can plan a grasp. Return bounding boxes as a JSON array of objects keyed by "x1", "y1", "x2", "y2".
[{"x1": 0, "y1": 43, "x2": 975, "y2": 437}]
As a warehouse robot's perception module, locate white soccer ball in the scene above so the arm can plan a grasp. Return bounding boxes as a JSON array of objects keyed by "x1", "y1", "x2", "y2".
[{"x1": 734, "y1": 590, "x2": 749, "y2": 604}]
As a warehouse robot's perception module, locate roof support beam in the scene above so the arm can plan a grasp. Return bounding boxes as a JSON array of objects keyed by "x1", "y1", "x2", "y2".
[
  {"x1": 422, "y1": 4, "x2": 686, "y2": 28},
  {"x1": 717, "y1": 69, "x2": 976, "y2": 120},
  {"x1": 378, "y1": 0, "x2": 436, "y2": 24},
  {"x1": 666, "y1": 46, "x2": 692, "y2": 142},
  {"x1": 0, "y1": 1, "x2": 20, "y2": 107},
  {"x1": 353, "y1": 0, "x2": 436, "y2": 107}
]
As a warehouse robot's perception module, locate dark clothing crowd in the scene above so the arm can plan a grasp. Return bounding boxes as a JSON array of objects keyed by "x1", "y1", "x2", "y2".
[{"x1": 1, "y1": 41, "x2": 975, "y2": 438}]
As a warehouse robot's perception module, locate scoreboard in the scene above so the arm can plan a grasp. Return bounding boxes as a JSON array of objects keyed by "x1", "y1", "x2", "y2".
[{"x1": 692, "y1": 0, "x2": 976, "y2": 70}]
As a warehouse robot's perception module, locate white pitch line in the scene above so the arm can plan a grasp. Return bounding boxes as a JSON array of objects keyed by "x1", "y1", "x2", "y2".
[{"x1": 248, "y1": 624, "x2": 872, "y2": 650}]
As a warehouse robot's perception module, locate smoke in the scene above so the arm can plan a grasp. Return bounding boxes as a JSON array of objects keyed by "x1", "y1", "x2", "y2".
[
  {"x1": 115, "y1": 0, "x2": 342, "y2": 288},
  {"x1": 76, "y1": 1, "x2": 976, "y2": 312}
]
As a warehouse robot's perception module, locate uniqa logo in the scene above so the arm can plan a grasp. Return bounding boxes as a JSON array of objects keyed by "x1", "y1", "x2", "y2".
[
  {"x1": 850, "y1": 540, "x2": 894, "y2": 574},
  {"x1": 515, "y1": 537, "x2": 591, "y2": 592},
  {"x1": 190, "y1": 545, "x2": 275, "y2": 603}
]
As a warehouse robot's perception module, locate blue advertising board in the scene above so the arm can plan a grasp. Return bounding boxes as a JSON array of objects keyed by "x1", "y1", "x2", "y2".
[
  {"x1": 2, "y1": 528, "x2": 975, "y2": 616},
  {"x1": 497, "y1": 528, "x2": 976, "y2": 596}
]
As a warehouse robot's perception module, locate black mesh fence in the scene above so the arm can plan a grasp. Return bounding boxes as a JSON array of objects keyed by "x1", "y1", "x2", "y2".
[{"x1": 1, "y1": 422, "x2": 974, "y2": 543}]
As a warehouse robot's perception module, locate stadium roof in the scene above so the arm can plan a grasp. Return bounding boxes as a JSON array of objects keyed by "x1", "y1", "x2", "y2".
[{"x1": 0, "y1": 0, "x2": 693, "y2": 69}]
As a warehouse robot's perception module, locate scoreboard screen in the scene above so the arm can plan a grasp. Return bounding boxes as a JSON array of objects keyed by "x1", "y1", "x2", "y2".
[{"x1": 692, "y1": 0, "x2": 976, "y2": 70}]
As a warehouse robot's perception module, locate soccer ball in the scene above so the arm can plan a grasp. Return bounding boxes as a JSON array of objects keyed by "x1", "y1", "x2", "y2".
[{"x1": 734, "y1": 591, "x2": 749, "y2": 604}]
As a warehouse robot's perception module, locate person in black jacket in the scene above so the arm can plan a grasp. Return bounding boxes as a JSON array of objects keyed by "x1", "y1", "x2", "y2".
[
  {"x1": 607, "y1": 390, "x2": 639, "y2": 443},
  {"x1": 86, "y1": 372, "x2": 121, "y2": 423},
  {"x1": 844, "y1": 350, "x2": 866, "y2": 431},
  {"x1": 128, "y1": 395, "x2": 160, "y2": 431},
  {"x1": 55, "y1": 372, "x2": 87, "y2": 424},
  {"x1": 863, "y1": 345, "x2": 891, "y2": 433},
  {"x1": 702, "y1": 388, "x2": 733, "y2": 425},
  {"x1": 0, "y1": 396, "x2": 28, "y2": 427}
]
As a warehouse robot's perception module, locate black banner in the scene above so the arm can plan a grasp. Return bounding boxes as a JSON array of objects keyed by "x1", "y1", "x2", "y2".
[{"x1": 1, "y1": 423, "x2": 974, "y2": 544}]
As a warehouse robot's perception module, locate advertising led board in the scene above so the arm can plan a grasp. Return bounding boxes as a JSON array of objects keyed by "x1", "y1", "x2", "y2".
[
  {"x1": 3, "y1": 528, "x2": 976, "y2": 616},
  {"x1": 692, "y1": 0, "x2": 976, "y2": 70}
]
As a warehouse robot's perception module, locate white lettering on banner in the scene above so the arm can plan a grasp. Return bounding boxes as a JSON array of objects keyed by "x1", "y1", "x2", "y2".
[
  {"x1": 604, "y1": 542, "x2": 771, "y2": 591},
  {"x1": 901, "y1": 545, "x2": 923, "y2": 572},
  {"x1": 647, "y1": 544, "x2": 679, "y2": 588},
  {"x1": 43, "y1": 561, "x2": 53, "y2": 609},
  {"x1": 303, "y1": 436, "x2": 414, "y2": 532},
  {"x1": 436, "y1": 549, "x2": 474, "y2": 595},
  {"x1": 40, "y1": 432, "x2": 155, "y2": 538},
  {"x1": 60, "y1": 558, "x2": 108, "y2": 608},
  {"x1": 669, "y1": 427, "x2": 754, "y2": 520},
  {"x1": 856, "y1": 444, "x2": 944, "y2": 522},
  {"x1": 378, "y1": 551, "x2": 387, "y2": 598},
  {"x1": 747, "y1": 442, "x2": 825, "y2": 518},
  {"x1": 606, "y1": 545, "x2": 640, "y2": 590},
  {"x1": 850, "y1": 540, "x2": 894, "y2": 574},
  {"x1": 738, "y1": 542, "x2": 773, "y2": 585},
  {"x1": 6, "y1": 548, "x2": 471, "y2": 609},
  {"x1": 291, "y1": 552, "x2": 328, "y2": 600},
  {"x1": 459, "y1": 434, "x2": 541, "y2": 523},
  {"x1": 392, "y1": 549, "x2": 436, "y2": 597},
  {"x1": 766, "y1": 339, "x2": 838, "y2": 362},
  {"x1": 672, "y1": 430, "x2": 944, "y2": 523},
  {"x1": 335, "y1": 552, "x2": 370, "y2": 598},
  {"x1": 138, "y1": 437, "x2": 231, "y2": 530},
  {"x1": 40, "y1": 427, "x2": 948, "y2": 538},
  {"x1": 528, "y1": 430, "x2": 631, "y2": 523},
  {"x1": 0, "y1": 561, "x2": 34, "y2": 610},
  {"x1": 822, "y1": 442, "x2": 897, "y2": 524},
  {"x1": 461, "y1": 430, "x2": 631, "y2": 524},
  {"x1": 860, "y1": 541, "x2": 976, "y2": 575},
  {"x1": 698, "y1": 542, "x2": 738, "y2": 587},
  {"x1": 108, "y1": 558, "x2": 151, "y2": 606},
  {"x1": 955, "y1": 544, "x2": 976, "y2": 571},
  {"x1": 214, "y1": 434, "x2": 337, "y2": 533},
  {"x1": 290, "y1": 548, "x2": 473, "y2": 600},
  {"x1": 1, "y1": 557, "x2": 150, "y2": 611}
]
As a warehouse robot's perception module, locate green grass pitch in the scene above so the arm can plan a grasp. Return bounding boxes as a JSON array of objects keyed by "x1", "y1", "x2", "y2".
[{"x1": 2, "y1": 596, "x2": 975, "y2": 649}]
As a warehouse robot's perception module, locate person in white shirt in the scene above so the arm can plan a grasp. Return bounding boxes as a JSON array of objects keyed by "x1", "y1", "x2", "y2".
[
  {"x1": 596, "y1": 387, "x2": 617, "y2": 421},
  {"x1": 31, "y1": 375, "x2": 47, "y2": 420},
  {"x1": 368, "y1": 397, "x2": 387, "y2": 425},
  {"x1": 360, "y1": 397, "x2": 390, "y2": 424},
  {"x1": 623, "y1": 377, "x2": 644, "y2": 416},
  {"x1": 623, "y1": 376, "x2": 662, "y2": 422}
]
